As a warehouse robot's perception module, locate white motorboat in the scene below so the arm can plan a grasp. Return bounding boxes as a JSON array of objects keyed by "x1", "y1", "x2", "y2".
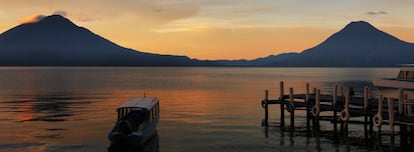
[{"x1": 373, "y1": 65, "x2": 414, "y2": 100}]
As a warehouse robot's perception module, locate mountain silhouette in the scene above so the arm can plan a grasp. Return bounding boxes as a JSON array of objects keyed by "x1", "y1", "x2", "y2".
[
  {"x1": 217, "y1": 53, "x2": 298, "y2": 66},
  {"x1": 266, "y1": 21, "x2": 414, "y2": 67},
  {"x1": 0, "y1": 15, "x2": 218, "y2": 66}
]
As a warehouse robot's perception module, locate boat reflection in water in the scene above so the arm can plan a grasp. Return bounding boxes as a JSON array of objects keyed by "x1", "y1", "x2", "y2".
[{"x1": 108, "y1": 133, "x2": 159, "y2": 152}]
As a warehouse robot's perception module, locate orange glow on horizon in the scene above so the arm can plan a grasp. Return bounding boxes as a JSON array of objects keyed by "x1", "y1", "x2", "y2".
[
  {"x1": 102, "y1": 26, "x2": 336, "y2": 60},
  {"x1": 99, "y1": 25, "x2": 414, "y2": 60}
]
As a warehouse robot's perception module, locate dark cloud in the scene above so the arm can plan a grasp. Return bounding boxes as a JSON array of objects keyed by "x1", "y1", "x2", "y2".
[{"x1": 366, "y1": 11, "x2": 387, "y2": 15}]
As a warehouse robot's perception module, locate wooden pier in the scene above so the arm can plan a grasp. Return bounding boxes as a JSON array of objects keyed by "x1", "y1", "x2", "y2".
[{"x1": 261, "y1": 81, "x2": 414, "y2": 141}]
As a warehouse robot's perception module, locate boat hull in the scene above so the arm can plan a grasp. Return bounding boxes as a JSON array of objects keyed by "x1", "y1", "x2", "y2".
[{"x1": 108, "y1": 117, "x2": 159, "y2": 146}]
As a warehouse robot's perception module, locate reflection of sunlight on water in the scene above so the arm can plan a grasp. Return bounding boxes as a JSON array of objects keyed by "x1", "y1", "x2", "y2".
[
  {"x1": 0, "y1": 67, "x2": 402, "y2": 151},
  {"x1": 0, "y1": 93, "x2": 112, "y2": 152},
  {"x1": 17, "y1": 104, "x2": 33, "y2": 122}
]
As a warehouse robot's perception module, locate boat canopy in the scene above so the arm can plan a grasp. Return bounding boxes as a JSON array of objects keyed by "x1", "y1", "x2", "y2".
[
  {"x1": 117, "y1": 97, "x2": 158, "y2": 111},
  {"x1": 398, "y1": 64, "x2": 414, "y2": 67}
]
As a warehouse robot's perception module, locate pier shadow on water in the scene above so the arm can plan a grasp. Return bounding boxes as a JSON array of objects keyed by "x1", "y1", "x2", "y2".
[
  {"x1": 108, "y1": 133, "x2": 160, "y2": 152},
  {"x1": 263, "y1": 123, "x2": 414, "y2": 151}
]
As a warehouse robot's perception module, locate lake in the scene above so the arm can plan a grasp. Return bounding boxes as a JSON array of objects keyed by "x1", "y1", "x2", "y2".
[{"x1": 0, "y1": 67, "x2": 404, "y2": 151}]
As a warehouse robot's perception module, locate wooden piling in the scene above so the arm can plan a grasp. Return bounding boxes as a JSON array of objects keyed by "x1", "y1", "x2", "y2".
[
  {"x1": 398, "y1": 89, "x2": 407, "y2": 143},
  {"x1": 264, "y1": 90, "x2": 269, "y2": 126},
  {"x1": 364, "y1": 87, "x2": 369, "y2": 139},
  {"x1": 388, "y1": 97, "x2": 395, "y2": 139},
  {"x1": 405, "y1": 94, "x2": 411, "y2": 116},
  {"x1": 368, "y1": 87, "x2": 372, "y2": 99},
  {"x1": 315, "y1": 89, "x2": 320, "y2": 112},
  {"x1": 315, "y1": 89, "x2": 321, "y2": 127},
  {"x1": 343, "y1": 90, "x2": 351, "y2": 133},
  {"x1": 311, "y1": 87, "x2": 317, "y2": 126},
  {"x1": 306, "y1": 83, "x2": 310, "y2": 131},
  {"x1": 306, "y1": 83, "x2": 310, "y2": 103},
  {"x1": 399, "y1": 89, "x2": 404, "y2": 115},
  {"x1": 333, "y1": 85, "x2": 338, "y2": 135},
  {"x1": 367, "y1": 87, "x2": 374, "y2": 136},
  {"x1": 375, "y1": 94, "x2": 383, "y2": 137},
  {"x1": 404, "y1": 94, "x2": 408, "y2": 116},
  {"x1": 398, "y1": 88, "x2": 404, "y2": 115},
  {"x1": 339, "y1": 86, "x2": 344, "y2": 97},
  {"x1": 364, "y1": 87, "x2": 369, "y2": 110},
  {"x1": 289, "y1": 88, "x2": 295, "y2": 131},
  {"x1": 280, "y1": 81, "x2": 285, "y2": 129},
  {"x1": 345, "y1": 90, "x2": 350, "y2": 110}
]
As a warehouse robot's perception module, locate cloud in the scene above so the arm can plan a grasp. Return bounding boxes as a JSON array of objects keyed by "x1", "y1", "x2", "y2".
[
  {"x1": 366, "y1": 11, "x2": 387, "y2": 16},
  {"x1": 74, "y1": 13, "x2": 96, "y2": 22},
  {"x1": 18, "y1": 10, "x2": 98, "y2": 25},
  {"x1": 19, "y1": 14, "x2": 46, "y2": 24},
  {"x1": 54, "y1": 10, "x2": 96, "y2": 22},
  {"x1": 53, "y1": 10, "x2": 68, "y2": 17},
  {"x1": 92, "y1": 1, "x2": 201, "y2": 25}
]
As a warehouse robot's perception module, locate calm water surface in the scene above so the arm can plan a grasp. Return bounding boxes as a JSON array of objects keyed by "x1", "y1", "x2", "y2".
[{"x1": 0, "y1": 67, "x2": 401, "y2": 151}]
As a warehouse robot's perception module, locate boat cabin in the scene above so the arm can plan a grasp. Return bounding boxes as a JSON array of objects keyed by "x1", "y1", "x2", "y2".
[
  {"x1": 116, "y1": 97, "x2": 160, "y2": 133},
  {"x1": 398, "y1": 65, "x2": 414, "y2": 80}
]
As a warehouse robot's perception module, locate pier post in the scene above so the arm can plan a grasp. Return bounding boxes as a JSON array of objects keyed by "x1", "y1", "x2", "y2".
[
  {"x1": 399, "y1": 89, "x2": 404, "y2": 115},
  {"x1": 345, "y1": 90, "x2": 350, "y2": 133},
  {"x1": 316, "y1": 89, "x2": 320, "y2": 110},
  {"x1": 339, "y1": 86, "x2": 344, "y2": 97},
  {"x1": 333, "y1": 85, "x2": 338, "y2": 135},
  {"x1": 398, "y1": 89, "x2": 408, "y2": 144},
  {"x1": 368, "y1": 87, "x2": 373, "y2": 99},
  {"x1": 264, "y1": 90, "x2": 269, "y2": 126},
  {"x1": 367, "y1": 87, "x2": 374, "y2": 136},
  {"x1": 289, "y1": 88, "x2": 295, "y2": 131},
  {"x1": 341, "y1": 90, "x2": 351, "y2": 134},
  {"x1": 306, "y1": 83, "x2": 310, "y2": 131},
  {"x1": 374, "y1": 94, "x2": 383, "y2": 138},
  {"x1": 311, "y1": 88, "x2": 317, "y2": 128},
  {"x1": 364, "y1": 87, "x2": 369, "y2": 139},
  {"x1": 400, "y1": 94, "x2": 413, "y2": 145},
  {"x1": 280, "y1": 81, "x2": 285, "y2": 130},
  {"x1": 405, "y1": 94, "x2": 411, "y2": 116},
  {"x1": 306, "y1": 83, "x2": 310, "y2": 104},
  {"x1": 387, "y1": 97, "x2": 395, "y2": 140},
  {"x1": 315, "y1": 89, "x2": 321, "y2": 129}
]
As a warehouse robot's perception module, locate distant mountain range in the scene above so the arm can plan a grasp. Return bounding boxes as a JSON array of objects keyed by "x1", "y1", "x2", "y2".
[
  {"x1": 0, "y1": 15, "x2": 218, "y2": 66},
  {"x1": 217, "y1": 53, "x2": 298, "y2": 66},
  {"x1": 0, "y1": 15, "x2": 413, "y2": 67}
]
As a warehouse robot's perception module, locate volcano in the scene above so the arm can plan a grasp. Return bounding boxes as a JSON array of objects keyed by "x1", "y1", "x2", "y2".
[{"x1": 0, "y1": 15, "x2": 218, "y2": 66}]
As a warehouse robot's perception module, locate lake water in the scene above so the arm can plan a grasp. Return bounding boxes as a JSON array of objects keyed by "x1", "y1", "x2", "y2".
[{"x1": 0, "y1": 67, "x2": 405, "y2": 151}]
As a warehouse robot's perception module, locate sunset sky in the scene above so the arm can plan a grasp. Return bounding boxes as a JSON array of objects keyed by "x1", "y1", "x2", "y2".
[{"x1": 1, "y1": 0, "x2": 414, "y2": 60}]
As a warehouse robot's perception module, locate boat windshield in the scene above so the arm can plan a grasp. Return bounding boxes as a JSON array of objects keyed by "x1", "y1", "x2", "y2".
[
  {"x1": 398, "y1": 70, "x2": 414, "y2": 80},
  {"x1": 118, "y1": 109, "x2": 149, "y2": 132}
]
